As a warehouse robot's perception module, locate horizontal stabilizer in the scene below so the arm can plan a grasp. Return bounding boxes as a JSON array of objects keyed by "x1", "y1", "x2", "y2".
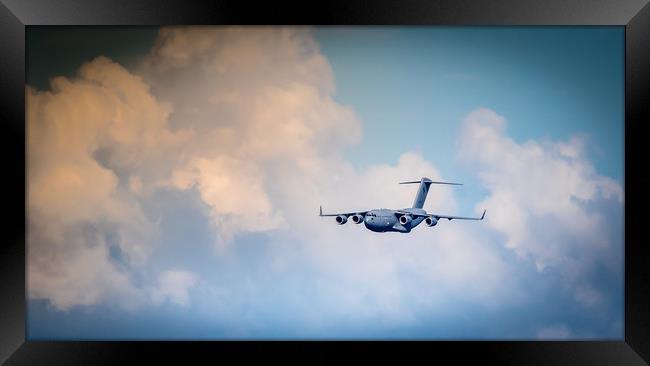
[
  {"x1": 399, "y1": 178, "x2": 463, "y2": 186},
  {"x1": 399, "y1": 180, "x2": 462, "y2": 185}
]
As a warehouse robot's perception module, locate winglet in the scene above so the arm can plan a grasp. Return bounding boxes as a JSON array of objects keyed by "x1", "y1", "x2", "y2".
[
  {"x1": 319, "y1": 205, "x2": 323, "y2": 216},
  {"x1": 481, "y1": 209, "x2": 486, "y2": 220}
]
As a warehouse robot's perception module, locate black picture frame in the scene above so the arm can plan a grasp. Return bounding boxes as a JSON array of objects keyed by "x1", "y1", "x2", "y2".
[{"x1": 1, "y1": 0, "x2": 649, "y2": 364}]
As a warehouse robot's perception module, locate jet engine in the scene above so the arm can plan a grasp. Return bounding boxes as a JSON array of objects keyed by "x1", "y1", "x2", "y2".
[
  {"x1": 351, "y1": 214, "x2": 364, "y2": 224},
  {"x1": 399, "y1": 215, "x2": 412, "y2": 225},
  {"x1": 335, "y1": 215, "x2": 348, "y2": 224},
  {"x1": 425, "y1": 216, "x2": 438, "y2": 227}
]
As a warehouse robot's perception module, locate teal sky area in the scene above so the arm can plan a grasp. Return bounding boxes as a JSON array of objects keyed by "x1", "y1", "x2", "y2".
[{"x1": 314, "y1": 26, "x2": 623, "y2": 179}]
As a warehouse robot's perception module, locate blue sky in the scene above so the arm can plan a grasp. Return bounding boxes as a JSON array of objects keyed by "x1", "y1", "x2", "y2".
[
  {"x1": 314, "y1": 27, "x2": 623, "y2": 214},
  {"x1": 27, "y1": 27, "x2": 624, "y2": 339}
]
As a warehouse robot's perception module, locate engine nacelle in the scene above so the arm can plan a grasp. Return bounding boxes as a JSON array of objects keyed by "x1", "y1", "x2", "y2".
[
  {"x1": 425, "y1": 216, "x2": 438, "y2": 227},
  {"x1": 399, "y1": 215, "x2": 413, "y2": 225},
  {"x1": 335, "y1": 215, "x2": 348, "y2": 225},
  {"x1": 351, "y1": 214, "x2": 364, "y2": 224}
]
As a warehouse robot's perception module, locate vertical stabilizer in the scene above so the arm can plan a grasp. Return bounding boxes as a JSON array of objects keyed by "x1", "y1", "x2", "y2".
[{"x1": 412, "y1": 178, "x2": 432, "y2": 208}]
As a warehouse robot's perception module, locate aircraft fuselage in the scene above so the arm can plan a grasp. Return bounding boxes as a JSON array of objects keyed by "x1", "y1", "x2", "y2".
[{"x1": 363, "y1": 208, "x2": 426, "y2": 233}]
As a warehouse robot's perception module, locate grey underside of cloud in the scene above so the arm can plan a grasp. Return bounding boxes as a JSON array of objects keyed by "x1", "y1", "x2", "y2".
[{"x1": 27, "y1": 27, "x2": 623, "y2": 338}]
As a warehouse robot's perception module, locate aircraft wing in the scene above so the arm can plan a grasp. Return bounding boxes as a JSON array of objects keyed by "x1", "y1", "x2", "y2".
[
  {"x1": 319, "y1": 206, "x2": 369, "y2": 217},
  {"x1": 395, "y1": 209, "x2": 486, "y2": 221}
]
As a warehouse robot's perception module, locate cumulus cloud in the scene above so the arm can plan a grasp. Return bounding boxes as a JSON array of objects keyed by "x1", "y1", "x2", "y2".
[
  {"x1": 286, "y1": 152, "x2": 513, "y2": 316},
  {"x1": 27, "y1": 56, "x2": 192, "y2": 310},
  {"x1": 458, "y1": 108, "x2": 623, "y2": 307},
  {"x1": 27, "y1": 27, "x2": 364, "y2": 310},
  {"x1": 142, "y1": 26, "x2": 363, "y2": 243}
]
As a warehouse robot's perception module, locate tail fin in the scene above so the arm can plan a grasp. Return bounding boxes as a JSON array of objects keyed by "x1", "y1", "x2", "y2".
[{"x1": 399, "y1": 177, "x2": 462, "y2": 209}]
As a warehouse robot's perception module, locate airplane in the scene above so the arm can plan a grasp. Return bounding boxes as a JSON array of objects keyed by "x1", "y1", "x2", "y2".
[{"x1": 319, "y1": 177, "x2": 485, "y2": 233}]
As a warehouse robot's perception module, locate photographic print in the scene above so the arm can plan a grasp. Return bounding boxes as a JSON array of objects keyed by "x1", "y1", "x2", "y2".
[{"x1": 26, "y1": 26, "x2": 624, "y2": 339}]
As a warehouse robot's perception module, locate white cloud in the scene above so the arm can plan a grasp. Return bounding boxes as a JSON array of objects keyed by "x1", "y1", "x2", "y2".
[
  {"x1": 27, "y1": 232, "x2": 146, "y2": 310},
  {"x1": 458, "y1": 107, "x2": 623, "y2": 305},
  {"x1": 151, "y1": 270, "x2": 198, "y2": 306},
  {"x1": 27, "y1": 56, "x2": 189, "y2": 310},
  {"x1": 27, "y1": 27, "x2": 364, "y2": 310},
  {"x1": 142, "y1": 27, "x2": 363, "y2": 245},
  {"x1": 170, "y1": 156, "x2": 286, "y2": 243},
  {"x1": 255, "y1": 150, "x2": 516, "y2": 323}
]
